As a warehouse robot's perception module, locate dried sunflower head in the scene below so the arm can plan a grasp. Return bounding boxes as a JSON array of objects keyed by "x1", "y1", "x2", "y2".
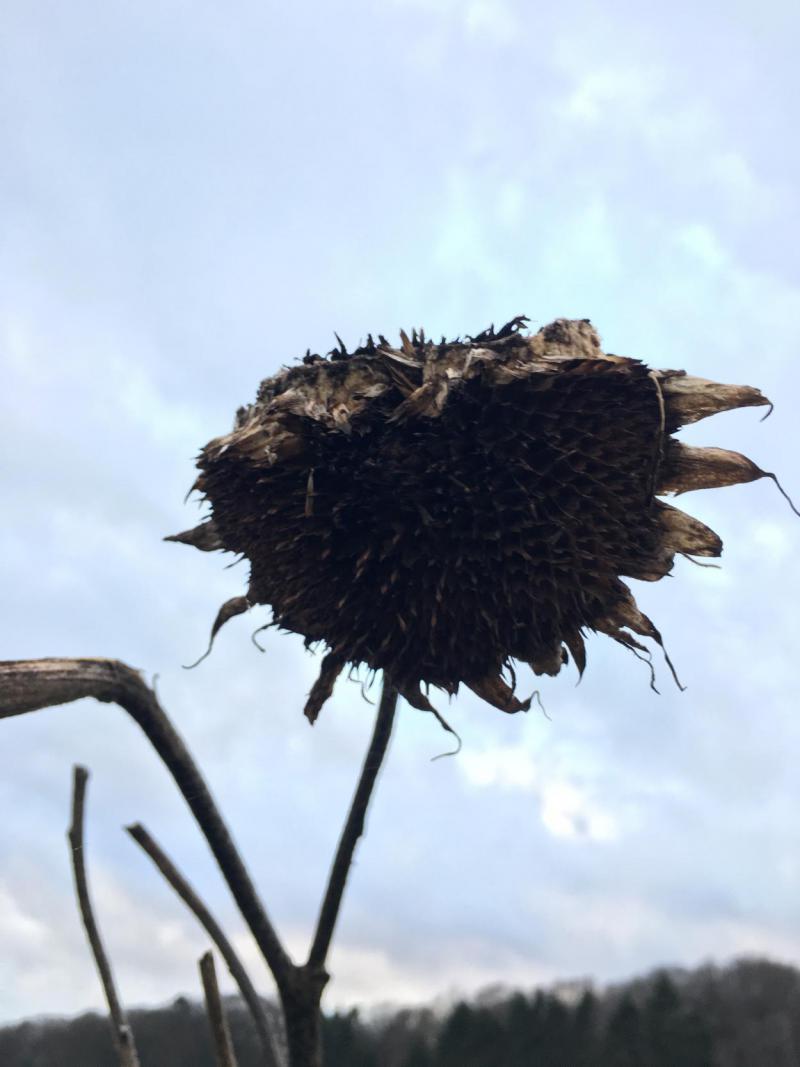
[{"x1": 170, "y1": 316, "x2": 784, "y2": 722}]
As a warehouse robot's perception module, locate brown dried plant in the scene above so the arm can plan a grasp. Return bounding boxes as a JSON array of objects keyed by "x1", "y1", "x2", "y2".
[
  {"x1": 170, "y1": 316, "x2": 786, "y2": 721},
  {"x1": 2, "y1": 316, "x2": 794, "y2": 1067}
]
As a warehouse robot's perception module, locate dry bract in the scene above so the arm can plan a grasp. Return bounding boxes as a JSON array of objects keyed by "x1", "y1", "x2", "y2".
[{"x1": 169, "y1": 317, "x2": 776, "y2": 720}]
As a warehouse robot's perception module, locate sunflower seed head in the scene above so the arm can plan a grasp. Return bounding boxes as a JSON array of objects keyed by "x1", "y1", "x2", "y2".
[{"x1": 171, "y1": 317, "x2": 775, "y2": 719}]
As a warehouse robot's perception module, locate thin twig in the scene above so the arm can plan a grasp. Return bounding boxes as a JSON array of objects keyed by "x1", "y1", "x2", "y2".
[
  {"x1": 2, "y1": 659, "x2": 401, "y2": 1066},
  {"x1": 126, "y1": 822, "x2": 282, "y2": 1067},
  {"x1": 308, "y1": 679, "x2": 398, "y2": 968},
  {"x1": 0, "y1": 659, "x2": 291, "y2": 986},
  {"x1": 68, "y1": 766, "x2": 141, "y2": 1067},
  {"x1": 199, "y1": 951, "x2": 239, "y2": 1067}
]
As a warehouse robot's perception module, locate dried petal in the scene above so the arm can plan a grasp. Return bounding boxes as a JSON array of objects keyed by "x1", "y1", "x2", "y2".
[
  {"x1": 659, "y1": 443, "x2": 766, "y2": 495},
  {"x1": 183, "y1": 595, "x2": 250, "y2": 669},
  {"x1": 304, "y1": 652, "x2": 345, "y2": 724},
  {"x1": 165, "y1": 521, "x2": 224, "y2": 552},
  {"x1": 466, "y1": 674, "x2": 533, "y2": 714},
  {"x1": 659, "y1": 373, "x2": 770, "y2": 430}
]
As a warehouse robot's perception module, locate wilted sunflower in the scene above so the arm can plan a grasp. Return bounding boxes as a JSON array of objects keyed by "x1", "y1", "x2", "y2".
[{"x1": 169, "y1": 316, "x2": 788, "y2": 722}]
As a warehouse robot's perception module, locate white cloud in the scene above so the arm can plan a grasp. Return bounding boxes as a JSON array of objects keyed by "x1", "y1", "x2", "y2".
[
  {"x1": 460, "y1": 743, "x2": 537, "y2": 790},
  {"x1": 552, "y1": 39, "x2": 786, "y2": 234},
  {"x1": 557, "y1": 65, "x2": 661, "y2": 125},
  {"x1": 0, "y1": 884, "x2": 49, "y2": 954},
  {"x1": 459, "y1": 743, "x2": 621, "y2": 842},
  {"x1": 675, "y1": 222, "x2": 729, "y2": 272},
  {"x1": 391, "y1": 0, "x2": 518, "y2": 36},
  {"x1": 464, "y1": 0, "x2": 519, "y2": 44},
  {"x1": 540, "y1": 781, "x2": 619, "y2": 843},
  {"x1": 323, "y1": 935, "x2": 558, "y2": 1010}
]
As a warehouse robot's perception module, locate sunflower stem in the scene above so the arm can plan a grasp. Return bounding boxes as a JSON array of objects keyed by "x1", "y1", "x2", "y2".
[{"x1": 308, "y1": 679, "x2": 398, "y2": 969}]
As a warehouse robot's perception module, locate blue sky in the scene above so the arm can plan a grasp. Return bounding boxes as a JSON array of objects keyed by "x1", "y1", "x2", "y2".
[{"x1": 1, "y1": 0, "x2": 799, "y2": 1024}]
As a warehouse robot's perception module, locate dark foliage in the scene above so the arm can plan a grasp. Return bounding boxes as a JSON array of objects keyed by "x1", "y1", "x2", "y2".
[{"x1": 3, "y1": 958, "x2": 800, "y2": 1066}]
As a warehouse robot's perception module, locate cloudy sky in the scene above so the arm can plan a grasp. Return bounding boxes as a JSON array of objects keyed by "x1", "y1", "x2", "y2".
[{"x1": 2, "y1": 0, "x2": 799, "y2": 1027}]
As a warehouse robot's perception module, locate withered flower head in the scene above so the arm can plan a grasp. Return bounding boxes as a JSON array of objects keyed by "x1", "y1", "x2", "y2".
[{"x1": 170, "y1": 317, "x2": 786, "y2": 722}]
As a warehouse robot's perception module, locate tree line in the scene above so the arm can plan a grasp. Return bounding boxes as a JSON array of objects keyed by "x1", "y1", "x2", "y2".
[{"x1": 2, "y1": 956, "x2": 799, "y2": 1066}]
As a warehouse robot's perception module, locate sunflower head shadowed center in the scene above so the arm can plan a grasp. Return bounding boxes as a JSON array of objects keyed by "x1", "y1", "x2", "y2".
[{"x1": 169, "y1": 316, "x2": 775, "y2": 721}]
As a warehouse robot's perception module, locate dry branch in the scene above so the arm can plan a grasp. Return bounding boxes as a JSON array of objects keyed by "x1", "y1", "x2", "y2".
[
  {"x1": 5, "y1": 662, "x2": 420, "y2": 1065},
  {"x1": 68, "y1": 766, "x2": 140, "y2": 1067},
  {"x1": 0, "y1": 659, "x2": 290, "y2": 985},
  {"x1": 199, "y1": 951, "x2": 239, "y2": 1067},
  {"x1": 127, "y1": 822, "x2": 282, "y2": 1066},
  {"x1": 309, "y1": 682, "x2": 398, "y2": 968}
]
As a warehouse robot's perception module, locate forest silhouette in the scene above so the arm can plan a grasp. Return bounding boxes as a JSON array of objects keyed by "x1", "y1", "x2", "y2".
[{"x1": 2, "y1": 956, "x2": 799, "y2": 1066}]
